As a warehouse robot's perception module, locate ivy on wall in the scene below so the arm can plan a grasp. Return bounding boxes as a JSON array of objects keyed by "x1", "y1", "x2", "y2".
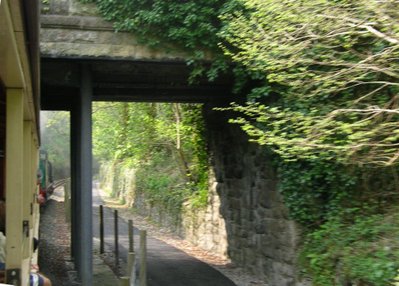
[{"x1": 79, "y1": 0, "x2": 241, "y2": 81}]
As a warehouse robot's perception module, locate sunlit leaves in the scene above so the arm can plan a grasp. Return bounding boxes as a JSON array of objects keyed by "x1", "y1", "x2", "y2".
[
  {"x1": 93, "y1": 102, "x2": 209, "y2": 209},
  {"x1": 220, "y1": 0, "x2": 399, "y2": 166}
]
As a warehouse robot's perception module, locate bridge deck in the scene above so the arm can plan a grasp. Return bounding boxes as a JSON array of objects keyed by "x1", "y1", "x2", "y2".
[
  {"x1": 41, "y1": 57, "x2": 236, "y2": 110},
  {"x1": 40, "y1": 0, "x2": 237, "y2": 110}
]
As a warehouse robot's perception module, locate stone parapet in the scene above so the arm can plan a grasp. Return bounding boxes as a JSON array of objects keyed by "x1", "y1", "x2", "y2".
[{"x1": 40, "y1": 0, "x2": 188, "y2": 60}]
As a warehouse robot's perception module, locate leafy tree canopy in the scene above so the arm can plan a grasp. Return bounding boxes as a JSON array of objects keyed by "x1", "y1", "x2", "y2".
[
  {"x1": 93, "y1": 102, "x2": 209, "y2": 208},
  {"x1": 220, "y1": 0, "x2": 399, "y2": 166}
]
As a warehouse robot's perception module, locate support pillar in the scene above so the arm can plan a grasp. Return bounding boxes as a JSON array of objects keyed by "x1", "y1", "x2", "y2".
[
  {"x1": 78, "y1": 63, "x2": 93, "y2": 285},
  {"x1": 70, "y1": 103, "x2": 79, "y2": 264}
]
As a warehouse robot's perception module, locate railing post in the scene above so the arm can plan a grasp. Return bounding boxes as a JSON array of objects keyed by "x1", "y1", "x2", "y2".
[
  {"x1": 128, "y1": 219, "x2": 134, "y2": 253},
  {"x1": 139, "y1": 230, "x2": 147, "y2": 286},
  {"x1": 128, "y1": 252, "x2": 136, "y2": 285},
  {"x1": 99, "y1": 205, "x2": 104, "y2": 254},
  {"x1": 114, "y1": 209, "x2": 119, "y2": 268}
]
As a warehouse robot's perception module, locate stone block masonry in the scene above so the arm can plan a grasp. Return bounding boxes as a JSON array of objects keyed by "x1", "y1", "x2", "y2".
[
  {"x1": 200, "y1": 104, "x2": 307, "y2": 286},
  {"x1": 40, "y1": 0, "x2": 189, "y2": 61}
]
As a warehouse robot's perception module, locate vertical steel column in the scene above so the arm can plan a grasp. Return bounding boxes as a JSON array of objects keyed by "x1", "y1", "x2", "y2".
[
  {"x1": 78, "y1": 63, "x2": 93, "y2": 285},
  {"x1": 99, "y1": 205, "x2": 104, "y2": 254},
  {"x1": 70, "y1": 104, "x2": 80, "y2": 268}
]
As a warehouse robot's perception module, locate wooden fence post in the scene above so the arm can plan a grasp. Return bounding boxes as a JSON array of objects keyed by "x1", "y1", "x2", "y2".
[
  {"x1": 128, "y1": 219, "x2": 134, "y2": 253},
  {"x1": 114, "y1": 209, "x2": 119, "y2": 268},
  {"x1": 139, "y1": 230, "x2": 147, "y2": 286},
  {"x1": 128, "y1": 252, "x2": 136, "y2": 285},
  {"x1": 99, "y1": 205, "x2": 104, "y2": 254}
]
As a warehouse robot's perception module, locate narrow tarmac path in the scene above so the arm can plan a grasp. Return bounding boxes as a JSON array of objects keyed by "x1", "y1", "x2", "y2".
[{"x1": 92, "y1": 184, "x2": 237, "y2": 286}]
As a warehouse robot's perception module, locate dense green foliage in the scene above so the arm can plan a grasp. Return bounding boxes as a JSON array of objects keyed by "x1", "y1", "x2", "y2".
[
  {"x1": 76, "y1": 0, "x2": 399, "y2": 284},
  {"x1": 221, "y1": 0, "x2": 399, "y2": 166},
  {"x1": 80, "y1": 0, "x2": 239, "y2": 81},
  {"x1": 219, "y1": 2, "x2": 399, "y2": 282},
  {"x1": 279, "y1": 158, "x2": 399, "y2": 284},
  {"x1": 301, "y1": 210, "x2": 399, "y2": 286},
  {"x1": 277, "y1": 159, "x2": 357, "y2": 226},
  {"x1": 90, "y1": 0, "x2": 222, "y2": 50},
  {"x1": 93, "y1": 102, "x2": 209, "y2": 211},
  {"x1": 83, "y1": 0, "x2": 399, "y2": 166}
]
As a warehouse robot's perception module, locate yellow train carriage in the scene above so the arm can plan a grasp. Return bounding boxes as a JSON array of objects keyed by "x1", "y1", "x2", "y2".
[{"x1": 0, "y1": 0, "x2": 41, "y2": 285}]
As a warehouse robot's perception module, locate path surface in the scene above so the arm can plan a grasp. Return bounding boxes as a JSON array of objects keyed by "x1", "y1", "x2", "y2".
[
  {"x1": 92, "y1": 184, "x2": 238, "y2": 286},
  {"x1": 38, "y1": 199, "x2": 71, "y2": 286}
]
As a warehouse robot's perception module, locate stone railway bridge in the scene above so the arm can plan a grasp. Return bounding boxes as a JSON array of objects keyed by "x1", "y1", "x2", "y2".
[{"x1": 40, "y1": 1, "x2": 303, "y2": 286}]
